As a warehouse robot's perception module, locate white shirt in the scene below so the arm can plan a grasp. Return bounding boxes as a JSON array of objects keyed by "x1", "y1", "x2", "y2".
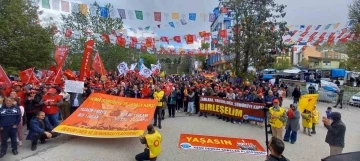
[
  {"x1": 60, "y1": 91, "x2": 70, "y2": 102},
  {"x1": 19, "y1": 106, "x2": 24, "y2": 117}
]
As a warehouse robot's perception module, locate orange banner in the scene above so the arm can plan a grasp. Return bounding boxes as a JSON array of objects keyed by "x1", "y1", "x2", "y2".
[
  {"x1": 178, "y1": 133, "x2": 266, "y2": 155},
  {"x1": 53, "y1": 93, "x2": 157, "y2": 138}
]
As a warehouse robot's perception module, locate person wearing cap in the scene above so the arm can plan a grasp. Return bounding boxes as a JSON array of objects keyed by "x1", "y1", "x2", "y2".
[
  {"x1": 269, "y1": 99, "x2": 288, "y2": 139},
  {"x1": 322, "y1": 112, "x2": 346, "y2": 156},
  {"x1": 39, "y1": 88, "x2": 63, "y2": 127}
]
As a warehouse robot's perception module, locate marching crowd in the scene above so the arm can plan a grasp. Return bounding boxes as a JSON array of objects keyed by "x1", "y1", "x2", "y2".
[{"x1": 0, "y1": 72, "x2": 346, "y2": 160}]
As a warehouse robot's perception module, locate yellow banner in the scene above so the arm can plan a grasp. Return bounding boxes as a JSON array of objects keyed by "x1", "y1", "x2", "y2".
[{"x1": 298, "y1": 94, "x2": 319, "y2": 112}]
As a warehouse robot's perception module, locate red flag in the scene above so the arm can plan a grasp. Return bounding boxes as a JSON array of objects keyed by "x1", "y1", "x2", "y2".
[
  {"x1": 65, "y1": 28, "x2": 72, "y2": 38},
  {"x1": 64, "y1": 69, "x2": 76, "y2": 80},
  {"x1": 141, "y1": 45, "x2": 147, "y2": 51},
  {"x1": 299, "y1": 31, "x2": 308, "y2": 37},
  {"x1": 116, "y1": 36, "x2": 126, "y2": 47},
  {"x1": 131, "y1": 37, "x2": 138, "y2": 43},
  {"x1": 0, "y1": 65, "x2": 11, "y2": 88},
  {"x1": 204, "y1": 32, "x2": 210, "y2": 41},
  {"x1": 173, "y1": 36, "x2": 181, "y2": 43},
  {"x1": 319, "y1": 32, "x2": 327, "y2": 39},
  {"x1": 297, "y1": 37, "x2": 303, "y2": 42},
  {"x1": 79, "y1": 40, "x2": 95, "y2": 81},
  {"x1": 219, "y1": 30, "x2": 227, "y2": 38},
  {"x1": 54, "y1": 46, "x2": 69, "y2": 67},
  {"x1": 145, "y1": 37, "x2": 153, "y2": 47},
  {"x1": 92, "y1": 52, "x2": 107, "y2": 76},
  {"x1": 199, "y1": 31, "x2": 206, "y2": 37},
  {"x1": 185, "y1": 34, "x2": 194, "y2": 44},
  {"x1": 305, "y1": 25, "x2": 312, "y2": 31},
  {"x1": 160, "y1": 36, "x2": 169, "y2": 44},
  {"x1": 220, "y1": 7, "x2": 228, "y2": 13},
  {"x1": 19, "y1": 68, "x2": 36, "y2": 84},
  {"x1": 102, "y1": 34, "x2": 110, "y2": 43},
  {"x1": 130, "y1": 43, "x2": 135, "y2": 48},
  {"x1": 45, "y1": 65, "x2": 62, "y2": 85},
  {"x1": 291, "y1": 30, "x2": 298, "y2": 37}
]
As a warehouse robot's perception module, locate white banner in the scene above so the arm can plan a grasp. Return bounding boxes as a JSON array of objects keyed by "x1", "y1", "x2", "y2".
[
  {"x1": 139, "y1": 64, "x2": 153, "y2": 78},
  {"x1": 64, "y1": 80, "x2": 84, "y2": 94},
  {"x1": 117, "y1": 62, "x2": 129, "y2": 75}
]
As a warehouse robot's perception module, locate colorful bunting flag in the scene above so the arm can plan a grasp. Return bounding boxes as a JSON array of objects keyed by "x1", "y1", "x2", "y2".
[
  {"x1": 154, "y1": 12, "x2": 161, "y2": 22},
  {"x1": 79, "y1": 4, "x2": 88, "y2": 15},
  {"x1": 42, "y1": 0, "x2": 50, "y2": 9},
  {"x1": 52, "y1": 0, "x2": 60, "y2": 10},
  {"x1": 128, "y1": 11, "x2": 135, "y2": 20},
  {"x1": 138, "y1": 27, "x2": 143, "y2": 31},
  {"x1": 135, "y1": 10, "x2": 143, "y2": 20},
  {"x1": 324, "y1": 24, "x2": 332, "y2": 30},
  {"x1": 189, "y1": 13, "x2": 196, "y2": 21},
  {"x1": 172, "y1": 13, "x2": 179, "y2": 19},
  {"x1": 144, "y1": 26, "x2": 150, "y2": 31},
  {"x1": 118, "y1": 9, "x2": 126, "y2": 19},
  {"x1": 181, "y1": 19, "x2": 187, "y2": 25},
  {"x1": 100, "y1": 7, "x2": 109, "y2": 18},
  {"x1": 129, "y1": 28, "x2": 137, "y2": 33},
  {"x1": 299, "y1": 25, "x2": 305, "y2": 30},
  {"x1": 333, "y1": 23, "x2": 340, "y2": 29},
  {"x1": 71, "y1": 2, "x2": 79, "y2": 13},
  {"x1": 209, "y1": 13, "x2": 215, "y2": 22},
  {"x1": 315, "y1": 25, "x2": 322, "y2": 30},
  {"x1": 157, "y1": 24, "x2": 161, "y2": 28},
  {"x1": 169, "y1": 22, "x2": 175, "y2": 28}
]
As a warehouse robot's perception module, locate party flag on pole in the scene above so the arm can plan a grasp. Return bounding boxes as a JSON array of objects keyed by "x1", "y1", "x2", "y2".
[
  {"x1": 79, "y1": 4, "x2": 88, "y2": 15},
  {"x1": 135, "y1": 10, "x2": 143, "y2": 20},
  {"x1": 154, "y1": 12, "x2": 161, "y2": 22},
  {"x1": 324, "y1": 24, "x2": 332, "y2": 30}
]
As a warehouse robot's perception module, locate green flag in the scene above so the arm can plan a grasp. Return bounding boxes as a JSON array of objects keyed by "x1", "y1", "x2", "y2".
[
  {"x1": 144, "y1": 26, "x2": 150, "y2": 31},
  {"x1": 42, "y1": 0, "x2": 50, "y2": 9},
  {"x1": 135, "y1": 10, "x2": 143, "y2": 20},
  {"x1": 324, "y1": 24, "x2": 332, "y2": 30}
]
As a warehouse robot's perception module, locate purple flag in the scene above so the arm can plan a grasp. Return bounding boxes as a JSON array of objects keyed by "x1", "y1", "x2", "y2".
[
  {"x1": 209, "y1": 13, "x2": 215, "y2": 22},
  {"x1": 315, "y1": 25, "x2": 322, "y2": 30},
  {"x1": 118, "y1": 9, "x2": 126, "y2": 19}
]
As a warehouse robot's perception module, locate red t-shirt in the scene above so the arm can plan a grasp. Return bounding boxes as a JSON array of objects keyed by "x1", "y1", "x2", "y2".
[
  {"x1": 42, "y1": 94, "x2": 62, "y2": 114},
  {"x1": 16, "y1": 91, "x2": 25, "y2": 106}
]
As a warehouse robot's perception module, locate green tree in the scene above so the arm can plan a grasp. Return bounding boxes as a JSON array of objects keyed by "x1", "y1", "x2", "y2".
[
  {"x1": 346, "y1": 0, "x2": 360, "y2": 71},
  {"x1": 165, "y1": 58, "x2": 172, "y2": 64},
  {"x1": 300, "y1": 58, "x2": 309, "y2": 68},
  {"x1": 200, "y1": 42, "x2": 210, "y2": 49},
  {"x1": 59, "y1": 2, "x2": 143, "y2": 71},
  {"x1": 0, "y1": 0, "x2": 54, "y2": 74},
  {"x1": 177, "y1": 57, "x2": 181, "y2": 64},
  {"x1": 140, "y1": 54, "x2": 156, "y2": 67},
  {"x1": 273, "y1": 58, "x2": 291, "y2": 70},
  {"x1": 223, "y1": 0, "x2": 287, "y2": 79}
]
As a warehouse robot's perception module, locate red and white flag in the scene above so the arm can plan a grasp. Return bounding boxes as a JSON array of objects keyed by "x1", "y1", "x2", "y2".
[
  {"x1": 92, "y1": 52, "x2": 107, "y2": 76},
  {"x1": 0, "y1": 65, "x2": 11, "y2": 88}
]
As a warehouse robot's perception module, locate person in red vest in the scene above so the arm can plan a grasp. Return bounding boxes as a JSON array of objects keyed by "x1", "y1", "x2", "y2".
[
  {"x1": 39, "y1": 88, "x2": 63, "y2": 127},
  {"x1": 13, "y1": 82, "x2": 25, "y2": 107}
]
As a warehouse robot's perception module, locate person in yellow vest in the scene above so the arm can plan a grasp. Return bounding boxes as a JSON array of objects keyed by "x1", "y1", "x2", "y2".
[
  {"x1": 269, "y1": 99, "x2": 288, "y2": 139},
  {"x1": 311, "y1": 105, "x2": 320, "y2": 134},
  {"x1": 135, "y1": 125, "x2": 162, "y2": 161},
  {"x1": 301, "y1": 109, "x2": 313, "y2": 136},
  {"x1": 153, "y1": 86, "x2": 165, "y2": 129}
]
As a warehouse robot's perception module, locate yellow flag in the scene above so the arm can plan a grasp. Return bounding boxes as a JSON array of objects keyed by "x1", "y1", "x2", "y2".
[
  {"x1": 298, "y1": 94, "x2": 319, "y2": 112},
  {"x1": 287, "y1": 25, "x2": 294, "y2": 29},
  {"x1": 159, "y1": 71, "x2": 165, "y2": 77},
  {"x1": 333, "y1": 23, "x2": 340, "y2": 29},
  {"x1": 79, "y1": 4, "x2": 88, "y2": 15},
  {"x1": 172, "y1": 13, "x2": 179, "y2": 19}
]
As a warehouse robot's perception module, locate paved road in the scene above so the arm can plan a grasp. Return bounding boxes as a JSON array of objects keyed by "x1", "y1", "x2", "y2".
[{"x1": 3, "y1": 99, "x2": 360, "y2": 161}]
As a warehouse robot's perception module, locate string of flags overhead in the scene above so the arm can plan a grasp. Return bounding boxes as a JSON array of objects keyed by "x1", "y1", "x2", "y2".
[
  {"x1": 283, "y1": 20, "x2": 357, "y2": 47},
  {"x1": 36, "y1": 0, "x2": 216, "y2": 24}
]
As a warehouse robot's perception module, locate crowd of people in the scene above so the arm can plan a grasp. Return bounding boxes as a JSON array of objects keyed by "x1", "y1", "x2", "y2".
[{"x1": 0, "y1": 71, "x2": 347, "y2": 160}]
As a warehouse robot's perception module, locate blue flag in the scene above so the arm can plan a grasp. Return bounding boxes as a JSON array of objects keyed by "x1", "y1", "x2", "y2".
[
  {"x1": 189, "y1": 13, "x2": 196, "y2": 21},
  {"x1": 99, "y1": 7, "x2": 109, "y2": 18}
]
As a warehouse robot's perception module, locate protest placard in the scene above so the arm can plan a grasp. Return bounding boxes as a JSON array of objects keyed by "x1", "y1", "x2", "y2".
[{"x1": 64, "y1": 80, "x2": 84, "y2": 93}]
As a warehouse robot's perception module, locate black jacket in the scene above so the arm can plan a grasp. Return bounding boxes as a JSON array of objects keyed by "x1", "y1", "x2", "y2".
[
  {"x1": 24, "y1": 94, "x2": 42, "y2": 113},
  {"x1": 292, "y1": 88, "x2": 301, "y2": 98},
  {"x1": 325, "y1": 112, "x2": 346, "y2": 148}
]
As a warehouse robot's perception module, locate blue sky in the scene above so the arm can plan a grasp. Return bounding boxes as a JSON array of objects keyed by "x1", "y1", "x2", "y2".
[{"x1": 40, "y1": 0, "x2": 353, "y2": 49}]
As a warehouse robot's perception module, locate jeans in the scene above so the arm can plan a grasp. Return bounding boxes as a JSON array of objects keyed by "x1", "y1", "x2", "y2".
[
  {"x1": 283, "y1": 128, "x2": 297, "y2": 143},
  {"x1": 187, "y1": 102, "x2": 195, "y2": 114},
  {"x1": 153, "y1": 108, "x2": 162, "y2": 127},
  {"x1": 293, "y1": 97, "x2": 299, "y2": 104},
  {"x1": 312, "y1": 123, "x2": 316, "y2": 132},
  {"x1": 46, "y1": 112, "x2": 60, "y2": 127},
  {"x1": 1, "y1": 126, "x2": 18, "y2": 153}
]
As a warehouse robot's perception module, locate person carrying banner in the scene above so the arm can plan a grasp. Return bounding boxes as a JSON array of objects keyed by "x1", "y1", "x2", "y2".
[
  {"x1": 136, "y1": 124, "x2": 162, "y2": 161},
  {"x1": 153, "y1": 86, "x2": 165, "y2": 129},
  {"x1": 269, "y1": 99, "x2": 288, "y2": 139},
  {"x1": 27, "y1": 111, "x2": 58, "y2": 151}
]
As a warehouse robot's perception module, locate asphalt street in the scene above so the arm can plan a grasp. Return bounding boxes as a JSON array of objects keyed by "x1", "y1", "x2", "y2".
[{"x1": 2, "y1": 98, "x2": 360, "y2": 161}]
